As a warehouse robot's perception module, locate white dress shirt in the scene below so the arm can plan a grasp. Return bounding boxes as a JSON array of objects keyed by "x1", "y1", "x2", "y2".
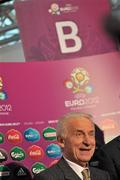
[{"x1": 64, "y1": 157, "x2": 89, "y2": 180}]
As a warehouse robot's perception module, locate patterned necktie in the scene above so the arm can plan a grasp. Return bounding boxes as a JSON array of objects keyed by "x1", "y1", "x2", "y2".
[{"x1": 82, "y1": 169, "x2": 91, "y2": 180}]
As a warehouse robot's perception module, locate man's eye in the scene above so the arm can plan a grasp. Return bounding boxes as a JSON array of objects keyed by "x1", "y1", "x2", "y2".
[
  {"x1": 89, "y1": 132, "x2": 95, "y2": 137},
  {"x1": 76, "y1": 132, "x2": 83, "y2": 136}
]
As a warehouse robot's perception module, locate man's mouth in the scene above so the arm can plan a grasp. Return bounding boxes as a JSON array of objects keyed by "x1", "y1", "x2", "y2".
[{"x1": 80, "y1": 148, "x2": 91, "y2": 151}]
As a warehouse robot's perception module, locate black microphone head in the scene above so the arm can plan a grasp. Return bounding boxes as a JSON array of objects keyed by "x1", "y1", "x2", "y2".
[
  {"x1": 104, "y1": 0, "x2": 120, "y2": 38},
  {"x1": 104, "y1": 14, "x2": 120, "y2": 37},
  {"x1": 0, "y1": 0, "x2": 12, "y2": 4}
]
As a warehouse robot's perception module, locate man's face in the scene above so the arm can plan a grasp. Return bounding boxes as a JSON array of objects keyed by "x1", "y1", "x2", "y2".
[{"x1": 58, "y1": 117, "x2": 96, "y2": 167}]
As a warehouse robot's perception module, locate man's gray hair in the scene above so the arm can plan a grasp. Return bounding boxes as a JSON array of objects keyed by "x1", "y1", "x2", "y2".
[{"x1": 56, "y1": 112, "x2": 94, "y2": 138}]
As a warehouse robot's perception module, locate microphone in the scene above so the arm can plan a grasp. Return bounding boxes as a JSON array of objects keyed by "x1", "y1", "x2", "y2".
[
  {"x1": 104, "y1": 0, "x2": 120, "y2": 49},
  {"x1": 0, "y1": 0, "x2": 12, "y2": 4}
]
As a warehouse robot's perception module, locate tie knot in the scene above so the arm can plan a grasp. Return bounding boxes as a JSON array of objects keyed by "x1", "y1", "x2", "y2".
[{"x1": 82, "y1": 169, "x2": 90, "y2": 180}]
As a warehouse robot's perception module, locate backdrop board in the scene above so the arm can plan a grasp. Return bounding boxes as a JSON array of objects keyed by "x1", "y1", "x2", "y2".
[
  {"x1": 0, "y1": 52, "x2": 120, "y2": 176},
  {"x1": 14, "y1": 0, "x2": 117, "y2": 61}
]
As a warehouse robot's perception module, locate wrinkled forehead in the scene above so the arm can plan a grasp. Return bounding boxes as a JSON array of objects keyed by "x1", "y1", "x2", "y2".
[{"x1": 65, "y1": 117, "x2": 95, "y2": 130}]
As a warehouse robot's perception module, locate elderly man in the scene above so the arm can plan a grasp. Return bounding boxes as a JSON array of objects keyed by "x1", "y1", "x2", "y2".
[{"x1": 33, "y1": 112, "x2": 110, "y2": 180}]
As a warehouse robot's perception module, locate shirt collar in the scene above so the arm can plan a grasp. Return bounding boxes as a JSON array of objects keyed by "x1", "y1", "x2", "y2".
[{"x1": 63, "y1": 156, "x2": 89, "y2": 180}]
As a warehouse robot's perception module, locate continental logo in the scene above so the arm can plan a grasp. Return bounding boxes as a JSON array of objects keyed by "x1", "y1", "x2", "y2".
[{"x1": 42, "y1": 127, "x2": 56, "y2": 141}]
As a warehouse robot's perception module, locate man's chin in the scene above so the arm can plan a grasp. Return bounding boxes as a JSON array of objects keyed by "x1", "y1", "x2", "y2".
[
  {"x1": 78, "y1": 155, "x2": 92, "y2": 162},
  {"x1": 80, "y1": 150, "x2": 93, "y2": 157}
]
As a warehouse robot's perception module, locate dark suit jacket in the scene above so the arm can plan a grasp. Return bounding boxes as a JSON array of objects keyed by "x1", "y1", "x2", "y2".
[
  {"x1": 33, "y1": 157, "x2": 110, "y2": 180},
  {"x1": 98, "y1": 136, "x2": 120, "y2": 180}
]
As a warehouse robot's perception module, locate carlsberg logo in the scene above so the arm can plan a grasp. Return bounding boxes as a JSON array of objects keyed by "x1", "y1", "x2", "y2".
[
  {"x1": 11, "y1": 152, "x2": 24, "y2": 158},
  {"x1": 32, "y1": 168, "x2": 42, "y2": 174},
  {"x1": 0, "y1": 152, "x2": 5, "y2": 159}
]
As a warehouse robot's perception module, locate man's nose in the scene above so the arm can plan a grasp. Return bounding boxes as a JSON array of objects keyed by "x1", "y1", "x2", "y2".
[{"x1": 83, "y1": 135, "x2": 91, "y2": 145}]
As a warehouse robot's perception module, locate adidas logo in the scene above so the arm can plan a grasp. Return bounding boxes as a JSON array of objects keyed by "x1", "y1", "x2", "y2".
[{"x1": 17, "y1": 168, "x2": 27, "y2": 176}]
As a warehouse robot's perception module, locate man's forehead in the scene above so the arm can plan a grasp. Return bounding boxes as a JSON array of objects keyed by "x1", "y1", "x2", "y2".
[
  {"x1": 66, "y1": 118, "x2": 94, "y2": 128},
  {"x1": 67, "y1": 116, "x2": 93, "y2": 124}
]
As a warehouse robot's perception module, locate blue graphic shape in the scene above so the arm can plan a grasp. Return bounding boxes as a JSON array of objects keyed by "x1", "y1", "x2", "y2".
[
  {"x1": 46, "y1": 144, "x2": 62, "y2": 158},
  {"x1": 85, "y1": 85, "x2": 93, "y2": 94},
  {"x1": 24, "y1": 128, "x2": 40, "y2": 142},
  {"x1": 0, "y1": 91, "x2": 7, "y2": 100}
]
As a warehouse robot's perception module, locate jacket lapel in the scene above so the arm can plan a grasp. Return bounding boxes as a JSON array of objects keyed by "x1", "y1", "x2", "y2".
[
  {"x1": 90, "y1": 167, "x2": 97, "y2": 180},
  {"x1": 117, "y1": 136, "x2": 120, "y2": 150},
  {"x1": 57, "y1": 157, "x2": 82, "y2": 180}
]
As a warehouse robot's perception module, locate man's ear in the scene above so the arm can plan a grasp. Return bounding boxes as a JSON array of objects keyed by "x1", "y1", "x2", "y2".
[{"x1": 57, "y1": 136, "x2": 65, "y2": 148}]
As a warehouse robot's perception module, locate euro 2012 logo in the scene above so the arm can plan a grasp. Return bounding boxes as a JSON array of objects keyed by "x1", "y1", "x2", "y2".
[
  {"x1": 48, "y1": 3, "x2": 61, "y2": 15},
  {"x1": 64, "y1": 68, "x2": 93, "y2": 94},
  {"x1": 0, "y1": 77, "x2": 7, "y2": 100}
]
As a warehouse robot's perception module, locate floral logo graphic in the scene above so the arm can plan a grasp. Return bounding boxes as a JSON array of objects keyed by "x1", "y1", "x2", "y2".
[
  {"x1": 0, "y1": 77, "x2": 7, "y2": 100},
  {"x1": 48, "y1": 3, "x2": 79, "y2": 15},
  {"x1": 48, "y1": 3, "x2": 60, "y2": 15},
  {"x1": 64, "y1": 67, "x2": 93, "y2": 94}
]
